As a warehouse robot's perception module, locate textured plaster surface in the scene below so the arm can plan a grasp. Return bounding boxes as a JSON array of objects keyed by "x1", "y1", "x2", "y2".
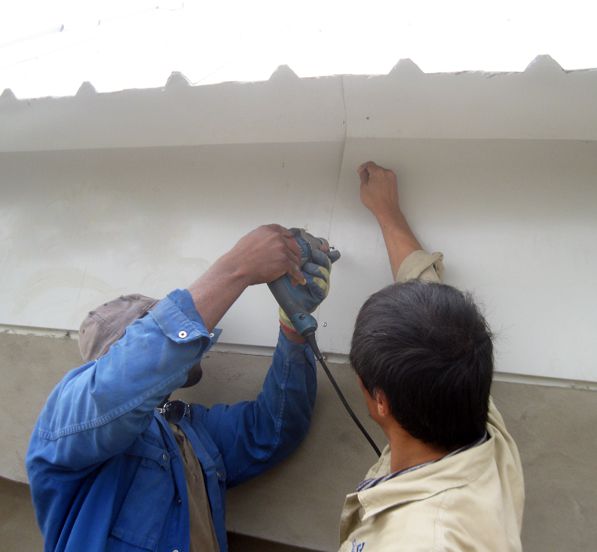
[{"x1": 1, "y1": 332, "x2": 596, "y2": 551}]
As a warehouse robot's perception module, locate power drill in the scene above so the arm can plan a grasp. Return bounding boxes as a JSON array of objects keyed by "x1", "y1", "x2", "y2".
[
  {"x1": 268, "y1": 228, "x2": 381, "y2": 457},
  {"x1": 268, "y1": 228, "x2": 339, "y2": 352}
]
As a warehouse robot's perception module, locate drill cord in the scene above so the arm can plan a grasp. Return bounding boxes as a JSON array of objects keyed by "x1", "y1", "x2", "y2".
[{"x1": 304, "y1": 334, "x2": 381, "y2": 457}]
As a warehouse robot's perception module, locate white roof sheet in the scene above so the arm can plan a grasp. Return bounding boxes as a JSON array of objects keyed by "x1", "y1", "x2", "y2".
[
  {"x1": 2, "y1": 56, "x2": 596, "y2": 153},
  {"x1": 2, "y1": 0, "x2": 597, "y2": 99}
]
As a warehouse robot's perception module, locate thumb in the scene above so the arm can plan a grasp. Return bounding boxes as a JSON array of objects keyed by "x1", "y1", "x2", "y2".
[{"x1": 358, "y1": 165, "x2": 369, "y2": 186}]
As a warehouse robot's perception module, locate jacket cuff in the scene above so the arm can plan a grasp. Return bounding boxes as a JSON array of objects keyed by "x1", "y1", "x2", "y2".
[
  {"x1": 149, "y1": 289, "x2": 221, "y2": 351},
  {"x1": 276, "y1": 328, "x2": 316, "y2": 364},
  {"x1": 395, "y1": 250, "x2": 444, "y2": 284}
]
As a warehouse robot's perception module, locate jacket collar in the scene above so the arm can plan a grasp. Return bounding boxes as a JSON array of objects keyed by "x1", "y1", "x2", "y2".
[{"x1": 356, "y1": 429, "x2": 496, "y2": 520}]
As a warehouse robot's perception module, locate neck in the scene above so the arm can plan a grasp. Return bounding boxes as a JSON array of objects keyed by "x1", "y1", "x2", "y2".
[{"x1": 386, "y1": 425, "x2": 448, "y2": 473}]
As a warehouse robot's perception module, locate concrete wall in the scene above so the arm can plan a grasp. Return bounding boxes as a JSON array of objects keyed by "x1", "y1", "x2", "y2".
[{"x1": 2, "y1": 331, "x2": 595, "y2": 551}]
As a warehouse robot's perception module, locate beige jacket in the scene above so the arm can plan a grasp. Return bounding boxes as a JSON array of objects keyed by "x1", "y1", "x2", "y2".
[{"x1": 338, "y1": 251, "x2": 524, "y2": 552}]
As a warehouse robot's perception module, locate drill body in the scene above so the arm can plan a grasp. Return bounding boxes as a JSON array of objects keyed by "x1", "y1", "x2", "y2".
[{"x1": 267, "y1": 228, "x2": 340, "y2": 337}]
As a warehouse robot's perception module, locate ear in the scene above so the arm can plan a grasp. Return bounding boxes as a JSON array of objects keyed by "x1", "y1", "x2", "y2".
[{"x1": 373, "y1": 389, "x2": 391, "y2": 418}]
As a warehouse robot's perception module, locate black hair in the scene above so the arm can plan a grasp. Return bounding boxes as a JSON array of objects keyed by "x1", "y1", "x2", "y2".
[{"x1": 350, "y1": 280, "x2": 493, "y2": 451}]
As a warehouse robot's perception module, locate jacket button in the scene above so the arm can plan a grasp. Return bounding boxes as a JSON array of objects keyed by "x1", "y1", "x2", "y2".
[
  {"x1": 178, "y1": 330, "x2": 188, "y2": 339},
  {"x1": 162, "y1": 452, "x2": 169, "y2": 463}
]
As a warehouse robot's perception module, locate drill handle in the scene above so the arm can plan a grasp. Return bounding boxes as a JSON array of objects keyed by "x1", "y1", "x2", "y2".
[{"x1": 268, "y1": 278, "x2": 318, "y2": 336}]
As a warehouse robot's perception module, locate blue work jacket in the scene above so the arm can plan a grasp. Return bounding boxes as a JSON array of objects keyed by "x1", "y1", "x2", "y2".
[{"x1": 26, "y1": 289, "x2": 317, "y2": 552}]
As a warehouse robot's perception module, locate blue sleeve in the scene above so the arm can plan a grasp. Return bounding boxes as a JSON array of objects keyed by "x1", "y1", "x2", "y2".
[
  {"x1": 26, "y1": 289, "x2": 215, "y2": 473},
  {"x1": 191, "y1": 330, "x2": 317, "y2": 487}
]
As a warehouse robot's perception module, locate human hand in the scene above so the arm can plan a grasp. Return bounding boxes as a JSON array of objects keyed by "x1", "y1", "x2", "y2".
[
  {"x1": 279, "y1": 231, "x2": 335, "y2": 340},
  {"x1": 358, "y1": 161, "x2": 401, "y2": 221},
  {"x1": 224, "y1": 224, "x2": 305, "y2": 287},
  {"x1": 187, "y1": 224, "x2": 305, "y2": 332},
  {"x1": 358, "y1": 162, "x2": 422, "y2": 279}
]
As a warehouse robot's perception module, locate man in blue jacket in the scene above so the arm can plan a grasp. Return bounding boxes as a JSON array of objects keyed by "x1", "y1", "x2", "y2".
[{"x1": 26, "y1": 224, "x2": 332, "y2": 552}]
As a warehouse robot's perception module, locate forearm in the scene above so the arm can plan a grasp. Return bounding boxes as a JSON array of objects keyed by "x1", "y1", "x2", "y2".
[
  {"x1": 194, "y1": 330, "x2": 317, "y2": 486},
  {"x1": 379, "y1": 214, "x2": 444, "y2": 284},
  {"x1": 358, "y1": 161, "x2": 422, "y2": 277},
  {"x1": 375, "y1": 209, "x2": 422, "y2": 280},
  {"x1": 187, "y1": 252, "x2": 249, "y2": 331},
  {"x1": 357, "y1": 161, "x2": 439, "y2": 280}
]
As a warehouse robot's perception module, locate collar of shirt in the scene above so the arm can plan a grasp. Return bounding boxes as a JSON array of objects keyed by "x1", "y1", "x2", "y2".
[{"x1": 356, "y1": 432, "x2": 488, "y2": 492}]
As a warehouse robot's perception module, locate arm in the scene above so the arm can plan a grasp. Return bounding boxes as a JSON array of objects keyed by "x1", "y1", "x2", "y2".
[
  {"x1": 188, "y1": 224, "x2": 304, "y2": 330},
  {"x1": 27, "y1": 225, "x2": 303, "y2": 472},
  {"x1": 27, "y1": 290, "x2": 213, "y2": 471},
  {"x1": 358, "y1": 161, "x2": 443, "y2": 283},
  {"x1": 192, "y1": 233, "x2": 335, "y2": 485},
  {"x1": 192, "y1": 330, "x2": 317, "y2": 487}
]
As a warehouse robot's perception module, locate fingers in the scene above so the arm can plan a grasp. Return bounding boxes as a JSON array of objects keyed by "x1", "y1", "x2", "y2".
[
  {"x1": 265, "y1": 224, "x2": 302, "y2": 279},
  {"x1": 302, "y1": 263, "x2": 330, "y2": 300},
  {"x1": 318, "y1": 237, "x2": 330, "y2": 254},
  {"x1": 296, "y1": 272, "x2": 327, "y2": 301},
  {"x1": 358, "y1": 161, "x2": 377, "y2": 173},
  {"x1": 358, "y1": 161, "x2": 394, "y2": 181},
  {"x1": 266, "y1": 223, "x2": 295, "y2": 245},
  {"x1": 303, "y1": 262, "x2": 330, "y2": 282},
  {"x1": 287, "y1": 256, "x2": 306, "y2": 285},
  {"x1": 254, "y1": 224, "x2": 336, "y2": 287},
  {"x1": 310, "y1": 247, "x2": 332, "y2": 271},
  {"x1": 358, "y1": 161, "x2": 385, "y2": 188},
  {"x1": 282, "y1": 234, "x2": 303, "y2": 284},
  {"x1": 283, "y1": 234, "x2": 301, "y2": 265},
  {"x1": 311, "y1": 277, "x2": 328, "y2": 297},
  {"x1": 328, "y1": 248, "x2": 341, "y2": 264},
  {"x1": 357, "y1": 160, "x2": 399, "y2": 219},
  {"x1": 266, "y1": 224, "x2": 301, "y2": 265},
  {"x1": 236, "y1": 224, "x2": 303, "y2": 285},
  {"x1": 358, "y1": 164, "x2": 369, "y2": 186},
  {"x1": 266, "y1": 223, "x2": 289, "y2": 234}
]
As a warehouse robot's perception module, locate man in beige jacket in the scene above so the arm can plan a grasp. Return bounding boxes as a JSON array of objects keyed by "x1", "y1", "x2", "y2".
[{"x1": 338, "y1": 162, "x2": 525, "y2": 552}]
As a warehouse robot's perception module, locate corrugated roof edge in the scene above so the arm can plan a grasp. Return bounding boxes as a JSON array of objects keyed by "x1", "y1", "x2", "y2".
[
  {"x1": 526, "y1": 54, "x2": 565, "y2": 73},
  {"x1": 1, "y1": 88, "x2": 17, "y2": 102},
  {"x1": 2, "y1": 55, "x2": 593, "y2": 102},
  {"x1": 2, "y1": 54, "x2": 596, "y2": 152},
  {"x1": 76, "y1": 81, "x2": 97, "y2": 97}
]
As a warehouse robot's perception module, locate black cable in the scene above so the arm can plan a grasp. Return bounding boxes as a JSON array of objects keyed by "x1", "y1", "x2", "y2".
[{"x1": 304, "y1": 333, "x2": 381, "y2": 457}]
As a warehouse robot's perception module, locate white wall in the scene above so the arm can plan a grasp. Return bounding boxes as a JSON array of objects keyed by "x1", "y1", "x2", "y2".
[{"x1": 1, "y1": 58, "x2": 596, "y2": 382}]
